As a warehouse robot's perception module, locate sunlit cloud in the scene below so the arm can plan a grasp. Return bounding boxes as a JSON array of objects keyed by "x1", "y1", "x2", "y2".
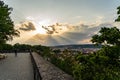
[
  {"x1": 5, "y1": 0, "x2": 120, "y2": 46},
  {"x1": 9, "y1": 19, "x2": 120, "y2": 46},
  {"x1": 19, "y1": 21, "x2": 36, "y2": 31},
  {"x1": 26, "y1": 16, "x2": 34, "y2": 20},
  {"x1": 73, "y1": 16, "x2": 82, "y2": 19},
  {"x1": 42, "y1": 23, "x2": 68, "y2": 35},
  {"x1": 78, "y1": 38, "x2": 91, "y2": 44},
  {"x1": 113, "y1": 22, "x2": 120, "y2": 29},
  {"x1": 95, "y1": 16, "x2": 104, "y2": 25},
  {"x1": 26, "y1": 23, "x2": 113, "y2": 46}
]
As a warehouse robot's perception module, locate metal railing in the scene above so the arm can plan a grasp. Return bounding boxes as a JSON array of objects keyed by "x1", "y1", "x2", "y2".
[{"x1": 30, "y1": 52, "x2": 42, "y2": 80}]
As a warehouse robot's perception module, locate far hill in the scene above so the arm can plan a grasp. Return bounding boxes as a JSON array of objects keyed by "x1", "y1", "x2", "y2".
[{"x1": 50, "y1": 44, "x2": 102, "y2": 49}]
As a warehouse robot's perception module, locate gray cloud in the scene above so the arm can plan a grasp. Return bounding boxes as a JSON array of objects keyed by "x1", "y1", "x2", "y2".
[
  {"x1": 42, "y1": 23, "x2": 65, "y2": 34},
  {"x1": 19, "y1": 22, "x2": 36, "y2": 31},
  {"x1": 23, "y1": 22, "x2": 117, "y2": 46}
]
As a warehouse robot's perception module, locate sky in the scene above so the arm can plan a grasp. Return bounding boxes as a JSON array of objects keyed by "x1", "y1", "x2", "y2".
[{"x1": 4, "y1": 0, "x2": 120, "y2": 46}]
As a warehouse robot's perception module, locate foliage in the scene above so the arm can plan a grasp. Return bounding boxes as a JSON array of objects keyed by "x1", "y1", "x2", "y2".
[
  {"x1": 0, "y1": 43, "x2": 13, "y2": 51},
  {"x1": 50, "y1": 49, "x2": 76, "y2": 75},
  {"x1": 74, "y1": 27, "x2": 120, "y2": 80},
  {"x1": 33, "y1": 45, "x2": 51, "y2": 57},
  {"x1": 13, "y1": 43, "x2": 32, "y2": 52},
  {"x1": 115, "y1": 6, "x2": 120, "y2": 22},
  {"x1": 73, "y1": 47, "x2": 120, "y2": 80},
  {"x1": 0, "y1": 1, "x2": 19, "y2": 44},
  {"x1": 91, "y1": 27, "x2": 120, "y2": 46},
  {"x1": 0, "y1": 2, "x2": 118, "y2": 79},
  {"x1": 0, "y1": 43, "x2": 33, "y2": 52},
  {"x1": 37, "y1": 27, "x2": 120, "y2": 80}
]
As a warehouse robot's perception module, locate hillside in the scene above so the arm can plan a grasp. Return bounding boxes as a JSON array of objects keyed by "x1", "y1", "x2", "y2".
[{"x1": 51, "y1": 44, "x2": 102, "y2": 49}]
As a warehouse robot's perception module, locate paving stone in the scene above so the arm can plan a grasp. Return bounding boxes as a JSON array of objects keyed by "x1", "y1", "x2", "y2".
[{"x1": 0, "y1": 53, "x2": 34, "y2": 80}]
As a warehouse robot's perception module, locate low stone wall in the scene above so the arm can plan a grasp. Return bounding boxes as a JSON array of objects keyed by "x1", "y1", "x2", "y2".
[{"x1": 32, "y1": 52, "x2": 74, "y2": 80}]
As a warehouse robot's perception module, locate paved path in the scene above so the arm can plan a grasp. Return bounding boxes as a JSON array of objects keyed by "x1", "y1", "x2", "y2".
[{"x1": 0, "y1": 53, "x2": 34, "y2": 80}]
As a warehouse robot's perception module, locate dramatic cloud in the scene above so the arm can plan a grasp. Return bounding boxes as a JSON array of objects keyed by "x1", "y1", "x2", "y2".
[
  {"x1": 43, "y1": 22, "x2": 113, "y2": 35},
  {"x1": 11, "y1": 20, "x2": 120, "y2": 46},
  {"x1": 42, "y1": 23, "x2": 68, "y2": 35},
  {"x1": 19, "y1": 21, "x2": 36, "y2": 31},
  {"x1": 24, "y1": 22, "x2": 116, "y2": 46}
]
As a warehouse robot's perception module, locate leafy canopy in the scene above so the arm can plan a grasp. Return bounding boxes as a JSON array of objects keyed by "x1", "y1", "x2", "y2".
[
  {"x1": 0, "y1": 1, "x2": 19, "y2": 44},
  {"x1": 115, "y1": 6, "x2": 120, "y2": 22},
  {"x1": 91, "y1": 27, "x2": 120, "y2": 46}
]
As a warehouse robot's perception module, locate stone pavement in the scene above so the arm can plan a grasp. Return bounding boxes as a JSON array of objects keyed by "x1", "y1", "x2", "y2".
[{"x1": 0, "y1": 53, "x2": 34, "y2": 80}]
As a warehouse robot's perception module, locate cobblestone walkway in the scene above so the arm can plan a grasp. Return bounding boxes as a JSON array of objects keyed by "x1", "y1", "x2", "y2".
[{"x1": 0, "y1": 53, "x2": 34, "y2": 80}]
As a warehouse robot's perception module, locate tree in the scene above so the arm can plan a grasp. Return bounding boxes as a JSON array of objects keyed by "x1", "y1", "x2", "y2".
[
  {"x1": 92, "y1": 6, "x2": 120, "y2": 46},
  {"x1": 91, "y1": 27, "x2": 120, "y2": 46},
  {"x1": 115, "y1": 6, "x2": 120, "y2": 22},
  {"x1": 73, "y1": 26, "x2": 120, "y2": 80},
  {"x1": 13, "y1": 43, "x2": 32, "y2": 52},
  {"x1": 0, "y1": 1, "x2": 19, "y2": 44}
]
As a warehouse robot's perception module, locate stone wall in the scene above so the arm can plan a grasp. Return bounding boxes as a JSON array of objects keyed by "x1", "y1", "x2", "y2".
[{"x1": 32, "y1": 52, "x2": 74, "y2": 80}]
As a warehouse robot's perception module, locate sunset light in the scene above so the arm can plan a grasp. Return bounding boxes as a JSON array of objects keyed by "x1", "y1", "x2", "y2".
[
  {"x1": 33, "y1": 20, "x2": 52, "y2": 34},
  {"x1": 35, "y1": 26, "x2": 47, "y2": 34},
  {"x1": 4, "y1": 0, "x2": 120, "y2": 46},
  {"x1": 1, "y1": 0, "x2": 120, "y2": 80}
]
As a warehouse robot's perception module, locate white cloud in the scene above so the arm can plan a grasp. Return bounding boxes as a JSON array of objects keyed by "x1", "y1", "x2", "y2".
[
  {"x1": 26, "y1": 16, "x2": 34, "y2": 20},
  {"x1": 78, "y1": 38, "x2": 92, "y2": 44}
]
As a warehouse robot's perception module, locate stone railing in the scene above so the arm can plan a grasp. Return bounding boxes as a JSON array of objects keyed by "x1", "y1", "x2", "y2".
[
  {"x1": 30, "y1": 52, "x2": 42, "y2": 80},
  {"x1": 31, "y1": 52, "x2": 74, "y2": 80}
]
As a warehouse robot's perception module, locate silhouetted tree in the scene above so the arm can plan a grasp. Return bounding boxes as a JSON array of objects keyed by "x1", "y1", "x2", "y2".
[
  {"x1": 91, "y1": 27, "x2": 120, "y2": 46},
  {"x1": 72, "y1": 26, "x2": 120, "y2": 80},
  {"x1": 115, "y1": 6, "x2": 120, "y2": 21},
  {"x1": 0, "y1": 1, "x2": 19, "y2": 44},
  {"x1": 13, "y1": 43, "x2": 32, "y2": 52}
]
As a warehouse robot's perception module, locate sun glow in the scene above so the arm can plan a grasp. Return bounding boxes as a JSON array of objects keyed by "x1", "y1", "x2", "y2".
[
  {"x1": 26, "y1": 17, "x2": 69, "y2": 35},
  {"x1": 33, "y1": 20, "x2": 52, "y2": 34},
  {"x1": 35, "y1": 26, "x2": 47, "y2": 34}
]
